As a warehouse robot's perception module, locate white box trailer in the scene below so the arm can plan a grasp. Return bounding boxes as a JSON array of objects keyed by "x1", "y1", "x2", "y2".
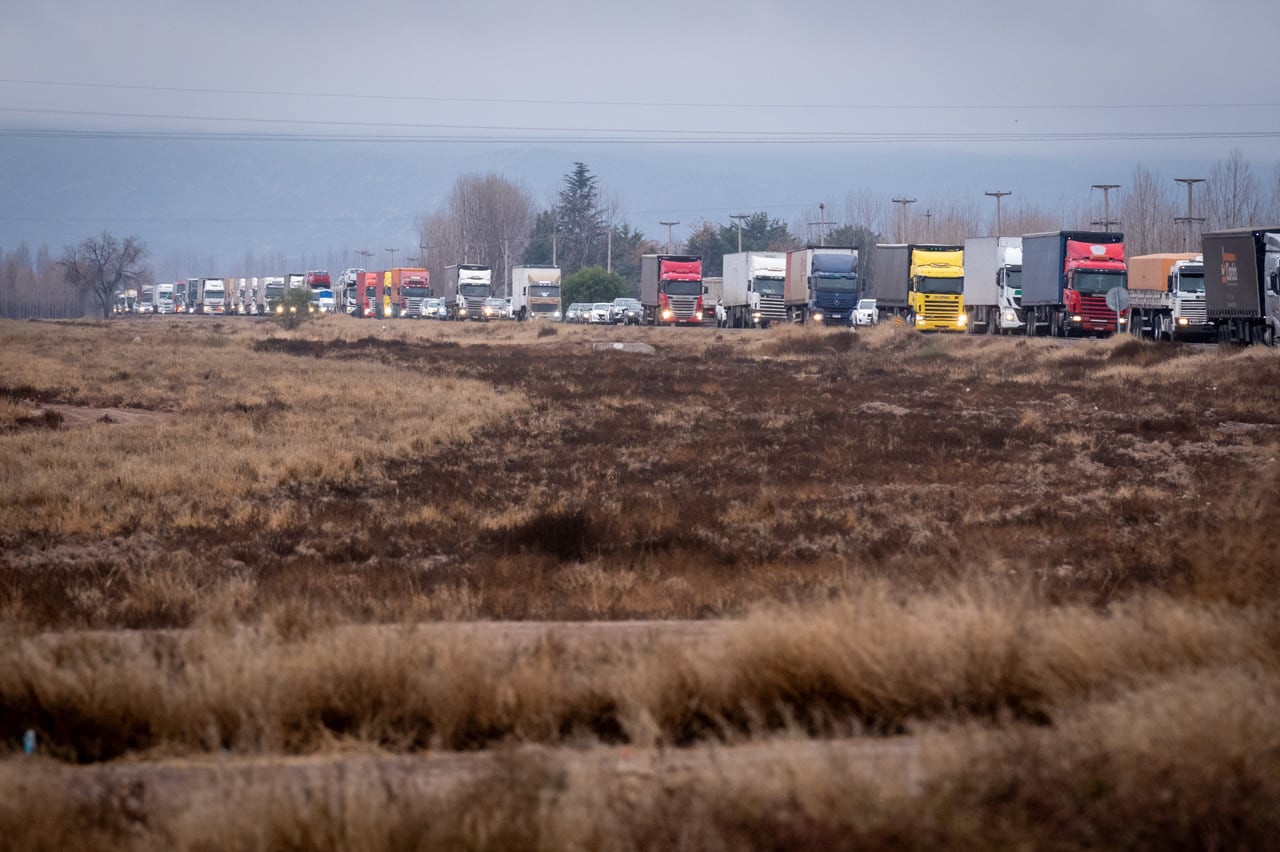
[
  {"x1": 510, "y1": 266, "x2": 562, "y2": 320},
  {"x1": 963, "y1": 237, "x2": 1023, "y2": 334},
  {"x1": 721, "y1": 251, "x2": 787, "y2": 327}
]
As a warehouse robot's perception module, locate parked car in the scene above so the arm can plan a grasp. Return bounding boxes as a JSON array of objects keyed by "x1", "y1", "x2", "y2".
[
  {"x1": 855, "y1": 298, "x2": 878, "y2": 326},
  {"x1": 564, "y1": 303, "x2": 585, "y2": 323},
  {"x1": 422, "y1": 297, "x2": 448, "y2": 319},
  {"x1": 481, "y1": 297, "x2": 506, "y2": 320},
  {"x1": 611, "y1": 297, "x2": 643, "y2": 325},
  {"x1": 589, "y1": 302, "x2": 614, "y2": 324}
]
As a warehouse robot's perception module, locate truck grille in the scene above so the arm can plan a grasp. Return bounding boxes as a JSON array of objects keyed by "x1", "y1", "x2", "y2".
[
  {"x1": 759, "y1": 294, "x2": 787, "y2": 321},
  {"x1": 1180, "y1": 298, "x2": 1207, "y2": 324},
  {"x1": 464, "y1": 296, "x2": 486, "y2": 315},
  {"x1": 922, "y1": 295, "x2": 962, "y2": 323},
  {"x1": 668, "y1": 295, "x2": 699, "y2": 319},
  {"x1": 405, "y1": 297, "x2": 426, "y2": 316},
  {"x1": 1079, "y1": 295, "x2": 1117, "y2": 327}
]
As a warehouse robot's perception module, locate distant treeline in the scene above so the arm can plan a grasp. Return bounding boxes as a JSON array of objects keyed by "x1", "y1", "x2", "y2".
[{"x1": 0, "y1": 244, "x2": 86, "y2": 320}]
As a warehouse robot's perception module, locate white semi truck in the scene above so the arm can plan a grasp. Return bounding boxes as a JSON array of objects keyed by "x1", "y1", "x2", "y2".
[
  {"x1": 963, "y1": 237, "x2": 1023, "y2": 334},
  {"x1": 510, "y1": 265, "x2": 562, "y2": 320},
  {"x1": 721, "y1": 251, "x2": 788, "y2": 328},
  {"x1": 443, "y1": 264, "x2": 493, "y2": 320},
  {"x1": 198, "y1": 278, "x2": 226, "y2": 314},
  {"x1": 153, "y1": 282, "x2": 175, "y2": 314},
  {"x1": 1126, "y1": 253, "x2": 1209, "y2": 340}
]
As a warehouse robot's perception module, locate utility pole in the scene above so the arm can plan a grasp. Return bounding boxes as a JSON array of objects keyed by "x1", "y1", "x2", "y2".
[
  {"x1": 729, "y1": 213, "x2": 749, "y2": 252},
  {"x1": 985, "y1": 190, "x2": 1012, "y2": 236},
  {"x1": 891, "y1": 197, "x2": 916, "y2": 243},
  {"x1": 808, "y1": 203, "x2": 835, "y2": 246},
  {"x1": 356, "y1": 249, "x2": 373, "y2": 270},
  {"x1": 1090, "y1": 184, "x2": 1121, "y2": 231},
  {"x1": 923, "y1": 209, "x2": 933, "y2": 242},
  {"x1": 385, "y1": 248, "x2": 398, "y2": 269},
  {"x1": 659, "y1": 220, "x2": 680, "y2": 254},
  {"x1": 418, "y1": 244, "x2": 429, "y2": 267},
  {"x1": 501, "y1": 237, "x2": 510, "y2": 297},
  {"x1": 1174, "y1": 178, "x2": 1206, "y2": 253},
  {"x1": 606, "y1": 228, "x2": 613, "y2": 273}
]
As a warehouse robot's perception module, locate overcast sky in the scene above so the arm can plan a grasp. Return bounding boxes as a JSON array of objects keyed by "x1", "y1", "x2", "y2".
[
  {"x1": 1, "y1": 0, "x2": 1277, "y2": 263},
  {"x1": 3, "y1": 0, "x2": 1276, "y2": 146}
]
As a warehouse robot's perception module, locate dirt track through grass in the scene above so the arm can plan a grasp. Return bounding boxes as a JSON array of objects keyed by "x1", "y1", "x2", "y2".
[{"x1": 2, "y1": 316, "x2": 1279, "y2": 848}]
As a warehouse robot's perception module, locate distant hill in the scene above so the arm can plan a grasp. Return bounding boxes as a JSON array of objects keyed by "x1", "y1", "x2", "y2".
[{"x1": 0, "y1": 134, "x2": 1231, "y2": 275}]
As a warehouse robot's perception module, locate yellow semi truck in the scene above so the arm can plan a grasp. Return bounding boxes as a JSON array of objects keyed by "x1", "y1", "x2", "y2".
[{"x1": 867, "y1": 244, "x2": 967, "y2": 331}]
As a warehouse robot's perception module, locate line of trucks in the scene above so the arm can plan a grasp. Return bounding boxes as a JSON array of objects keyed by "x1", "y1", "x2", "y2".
[
  {"x1": 698, "y1": 226, "x2": 1276, "y2": 343},
  {"x1": 340, "y1": 265, "x2": 563, "y2": 321},
  {"x1": 123, "y1": 225, "x2": 1280, "y2": 342}
]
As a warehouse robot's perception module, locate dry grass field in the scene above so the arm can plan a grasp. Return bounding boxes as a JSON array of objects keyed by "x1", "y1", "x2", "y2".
[{"x1": 1, "y1": 315, "x2": 1278, "y2": 849}]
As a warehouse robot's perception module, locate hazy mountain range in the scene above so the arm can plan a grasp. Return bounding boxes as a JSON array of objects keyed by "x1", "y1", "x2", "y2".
[{"x1": 0, "y1": 135, "x2": 1256, "y2": 277}]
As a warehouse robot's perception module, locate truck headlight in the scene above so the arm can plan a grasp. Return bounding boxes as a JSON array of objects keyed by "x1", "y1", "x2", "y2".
[
  {"x1": 956, "y1": 314, "x2": 968, "y2": 327},
  {"x1": 1071, "y1": 315, "x2": 1083, "y2": 323},
  {"x1": 1177, "y1": 317, "x2": 1189, "y2": 326},
  {"x1": 916, "y1": 314, "x2": 926, "y2": 325},
  {"x1": 812, "y1": 312, "x2": 824, "y2": 322}
]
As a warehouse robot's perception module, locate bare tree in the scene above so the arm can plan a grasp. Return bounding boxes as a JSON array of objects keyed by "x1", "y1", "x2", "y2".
[
  {"x1": 59, "y1": 231, "x2": 148, "y2": 318},
  {"x1": 1205, "y1": 148, "x2": 1261, "y2": 230},
  {"x1": 1268, "y1": 162, "x2": 1280, "y2": 224},
  {"x1": 419, "y1": 173, "x2": 534, "y2": 297},
  {"x1": 1121, "y1": 165, "x2": 1180, "y2": 255}
]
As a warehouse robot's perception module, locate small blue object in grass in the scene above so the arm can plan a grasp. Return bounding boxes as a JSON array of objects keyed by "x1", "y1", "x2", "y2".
[{"x1": 22, "y1": 729, "x2": 36, "y2": 754}]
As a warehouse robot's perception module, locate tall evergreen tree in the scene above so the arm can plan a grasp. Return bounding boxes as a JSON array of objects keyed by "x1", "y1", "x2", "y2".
[{"x1": 555, "y1": 162, "x2": 608, "y2": 275}]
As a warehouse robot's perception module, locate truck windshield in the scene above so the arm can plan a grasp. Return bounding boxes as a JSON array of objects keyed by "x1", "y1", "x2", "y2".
[
  {"x1": 1003, "y1": 269, "x2": 1021, "y2": 291},
  {"x1": 401, "y1": 286, "x2": 430, "y2": 298},
  {"x1": 916, "y1": 276, "x2": 963, "y2": 295},
  {"x1": 532, "y1": 287, "x2": 560, "y2": 298},
  {"x1": 814, "y1": 275, "x2": 858, "y2": 292},
  {"x1": 664, "y1": 280, "x2": 702, "y2": 296},
  {"x1": 1177, "y1": 273, "x2": 1205, "y2": 293},
  {"x1": 460, "y1": 285, "x2": 489, "y2": 297},
  {"x1": 1073, "y1": 271, "x2": 1126, "y2": 295},
  {"x1": 755, "y1": 276, "x2": 784, "y2": 295}
]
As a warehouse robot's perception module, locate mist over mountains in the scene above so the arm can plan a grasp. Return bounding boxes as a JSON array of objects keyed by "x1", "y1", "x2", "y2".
[{"x1": 0, "y1": 135, "x2": 1250, "y2": 278}]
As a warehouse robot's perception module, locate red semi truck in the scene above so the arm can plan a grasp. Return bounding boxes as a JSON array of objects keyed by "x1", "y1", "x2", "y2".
[
  {"x1": 1022, "y1": 231, "x2": 1128, "y2": 337},
  {"x1": 640, "y1": 254, "x2": 704, "y2": 325},
  {"x1": 353, "y1": 272, "x2": 383, "y2": 318},
  {"x1": 384, "y1": 268, "x2": 431, "y2": 318}
]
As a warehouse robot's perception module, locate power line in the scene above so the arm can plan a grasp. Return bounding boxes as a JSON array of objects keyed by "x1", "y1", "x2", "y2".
[
  {"x1": 8, "y1": 104, "x2": 1274, "y2": 143},
  {"x1": 2, "y1": 125, "x2": 1276, "y2": 146},
  {"x1": 3, "y1": 78, "x2": 1277, "y2": 112}
]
